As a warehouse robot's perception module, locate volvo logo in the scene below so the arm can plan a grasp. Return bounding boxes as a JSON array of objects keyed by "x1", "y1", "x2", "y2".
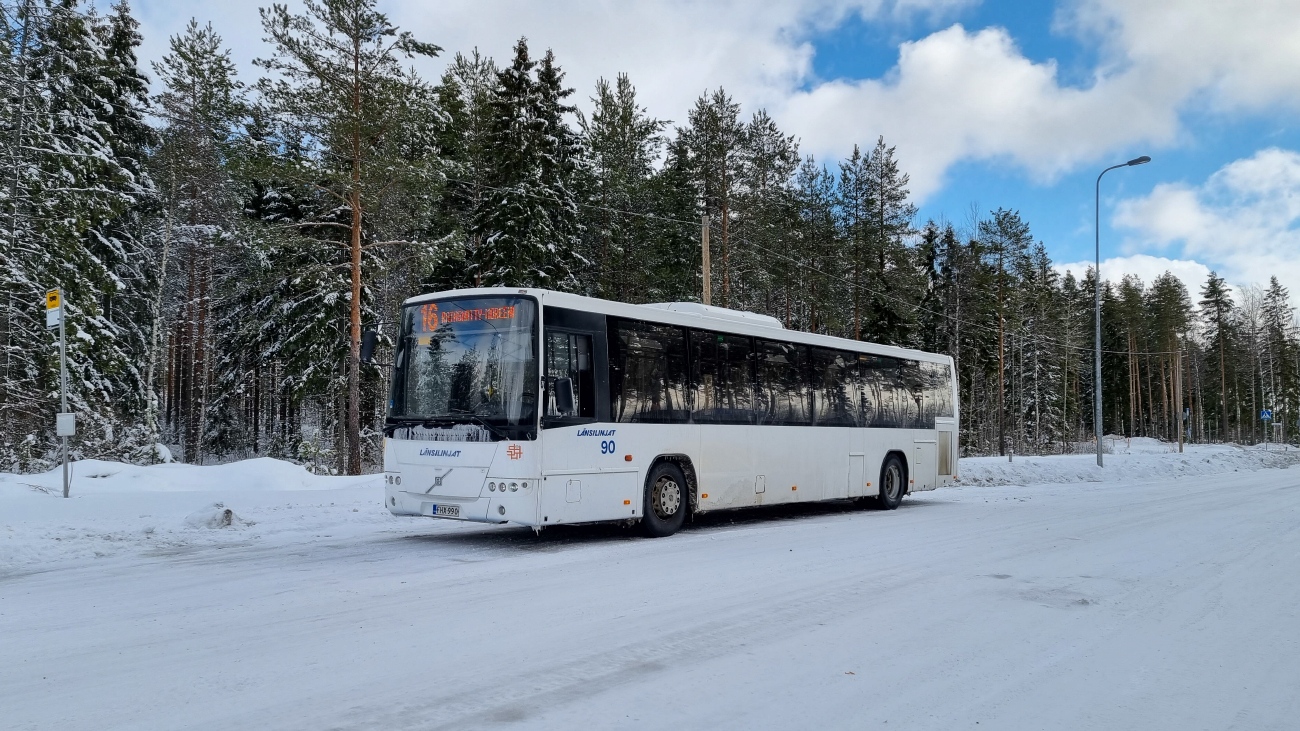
[{"x1": 425, "y1": 468, "x2": 454, "y2": 493}]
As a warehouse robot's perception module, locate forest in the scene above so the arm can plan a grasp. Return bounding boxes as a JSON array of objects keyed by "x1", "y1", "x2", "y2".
[{"x1": 2, "y1": 0, "x2": 1297, "y2": 475}]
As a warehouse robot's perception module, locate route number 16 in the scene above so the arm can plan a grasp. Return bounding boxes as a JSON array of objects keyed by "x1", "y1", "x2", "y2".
[{"x1": 600, "y1": 440, "x2": 616, "y2": 454}]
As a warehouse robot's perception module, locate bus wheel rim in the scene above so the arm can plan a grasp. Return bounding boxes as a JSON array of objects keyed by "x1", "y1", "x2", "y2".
[
  {"x1": 654, "y1": 477, "x2": 681, "y2": 519},
  {"x1": 885, "y1": 464, "x2": 901, "y2": 500}
]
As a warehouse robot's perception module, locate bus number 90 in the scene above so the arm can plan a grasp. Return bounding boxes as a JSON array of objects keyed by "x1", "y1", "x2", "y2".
[{"x1": 600, "y1": 440, "x2": 616, "y2": 455}]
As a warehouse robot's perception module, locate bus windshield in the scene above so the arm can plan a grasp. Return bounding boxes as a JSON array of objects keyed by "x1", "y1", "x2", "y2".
[{"x1": 389, "y1": 296, "x2": 538, "y2": 439}]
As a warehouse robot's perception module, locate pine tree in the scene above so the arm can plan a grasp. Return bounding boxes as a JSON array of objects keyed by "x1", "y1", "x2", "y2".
[
  {"x1": 735, "y1": 109, "x2": 799, "y2": 317},
  {"x1": 1148, "y1": 272, "x2": 1192, "y2": 439},
  {"x1": 792, "y1": 157, "x2": 843, "y2": 335},
  {"x1": 978, "y1": 208, "x2": 1033, "y2": 455},
  {"x1": 579, "y1": 73, "x2": 666, "y2": 301},
  {"x1": 256, "y1": 0, "x2": 442, "y2": 474},
  {"x1": 151, "y1": 19, "x2": 248, "y2": 460},
  {"x1": 681, "y1": 88, "x2": 744, "y2": 307}
]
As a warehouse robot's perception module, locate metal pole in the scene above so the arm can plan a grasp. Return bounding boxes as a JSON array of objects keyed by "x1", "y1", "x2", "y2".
[
  {"x1": 60, "y1": 288, "x2": 68, "y2": 498},
  {"x1": 1176, "y1": 348, "x2": 1184, "y2": 453},
  {"x1": 1094, "y1": 155, "x2": 1151, "y2": 466},
  {"x1": 701, "y1": 214, "x2": 711, "y2": 306},
  {"x1": 1095, "y1": 168, "x2": 1113, "y2": 467}
]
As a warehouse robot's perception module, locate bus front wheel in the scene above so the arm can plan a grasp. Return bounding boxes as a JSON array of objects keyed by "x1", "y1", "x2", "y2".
[
  {"x1": 876, "y1": 454, "x2": 905, "y2": 510},
  {"x1": 641, "y1": 462, "x2": 688, "y2": 537}
]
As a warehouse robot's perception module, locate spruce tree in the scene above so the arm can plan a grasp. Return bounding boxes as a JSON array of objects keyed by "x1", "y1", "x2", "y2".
[
  {"x1": 860, "y1": 136, "x2": 918, "y2": 345},
  {"x1": 472, "y1": 39, "x2": 585, "y2": 290},
  {"x1": 0, "y1": 0, "x2": 155, "y2": 465},
  {"x1": 1200, "y1": 271, "x2": 1235, "y2": 440},
  {"x1": 428, "y1": 50, "x2": 498, "y2": 289}
]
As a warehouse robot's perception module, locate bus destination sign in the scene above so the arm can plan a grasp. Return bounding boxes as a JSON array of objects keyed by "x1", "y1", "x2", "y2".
[{"x1": 417, "y1": 303, "x2": 517, "y2": 332}]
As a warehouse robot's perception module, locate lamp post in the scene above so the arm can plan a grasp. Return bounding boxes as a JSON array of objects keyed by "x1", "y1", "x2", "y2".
[{"x1": 1095, "y1": 155, "x2": 1151, "y2": 467}]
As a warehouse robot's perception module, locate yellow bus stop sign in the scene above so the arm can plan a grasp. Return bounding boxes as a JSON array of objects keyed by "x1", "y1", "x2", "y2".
[{"x1": 46, "y1": 289, "x2": 60, "y2": 310}]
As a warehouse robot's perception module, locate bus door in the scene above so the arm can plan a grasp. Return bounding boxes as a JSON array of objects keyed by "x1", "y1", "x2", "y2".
[
  {"x1": 935, "y1": 418, "x2": 956, "y2": 487},
  {"x1": 538, "y1": 307, "x2": 638, "y2": 524}
]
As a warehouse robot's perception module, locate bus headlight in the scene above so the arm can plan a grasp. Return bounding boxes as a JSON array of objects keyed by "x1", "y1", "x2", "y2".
[
  {"x1": 488, "y1": 482, "x2": 497, "y2": 491},
  {"x1": 510, "y1": 482, "x2": 518, "y2": 491}
]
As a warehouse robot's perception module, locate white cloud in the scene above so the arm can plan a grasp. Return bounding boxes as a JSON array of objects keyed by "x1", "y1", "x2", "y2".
[
  {"x1": 130, "y1": 0, "x2": 969, "y2": 127},
  {"x1": 1114, "y1": 147, "x2": 1300, "y2": 298},
  {"x1": 1054, "y1": 254, "x2": 1212, "y2": 292},
  {"x1": 776, "y1": 22, "x2": 1184, "y2": 199},
  {"x1": 127, "y1": 0, "x2": 1300, "y2": 204},
  {"x1": 1064, "y1": 0, "x2": 1300, "y2": 112}
]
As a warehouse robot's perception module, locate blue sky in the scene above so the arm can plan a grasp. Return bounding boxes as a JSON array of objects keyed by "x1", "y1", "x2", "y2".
[{"x1": 128, "y1": 0, "x2": 1300, "y2": 300}]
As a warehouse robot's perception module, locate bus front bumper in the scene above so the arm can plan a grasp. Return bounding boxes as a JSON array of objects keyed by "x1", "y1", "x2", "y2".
[{"x1": 385, "y1": 487, "x2": 538, "y2": 526}]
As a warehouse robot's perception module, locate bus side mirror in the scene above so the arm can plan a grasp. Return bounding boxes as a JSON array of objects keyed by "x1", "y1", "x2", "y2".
[
  {"x1": 360, "y1": 330, "x2": 379, "y2": 364},
  {"x1": 555, "y1": 377, "x2": 576, "y2": 415}
]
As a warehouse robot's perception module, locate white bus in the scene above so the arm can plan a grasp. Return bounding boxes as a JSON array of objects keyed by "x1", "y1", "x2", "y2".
[{"x1": 381, "y1": 287, "x2": 958, "y2": 537}]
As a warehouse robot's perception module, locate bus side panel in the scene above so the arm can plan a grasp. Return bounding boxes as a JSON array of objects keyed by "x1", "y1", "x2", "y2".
[
  {"x1": 698, "y1": 424, "x2": 760, "y2": 510},
  {"x1": 863, "y1": 428, "x2": 917, "y2": 497},
  {"x1": 750, "y1": 425, "x2": 852, "y2": 503},
  {"x1": 913, "y1": 432, "x2": 939, "y2": 491},
  {"x1": 539, "y1": 423, "x2": 699, "y2": 525}
]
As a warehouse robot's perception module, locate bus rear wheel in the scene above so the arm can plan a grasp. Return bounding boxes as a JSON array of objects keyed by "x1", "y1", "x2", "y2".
[
  {"x1": 876, "y1": 454, "x2": 905, "y2": 510},
  {"x1": 641, "y1": 462, "x2": 688, "y2": 537}
]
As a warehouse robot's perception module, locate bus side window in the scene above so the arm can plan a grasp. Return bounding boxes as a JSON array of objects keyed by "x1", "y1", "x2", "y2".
[
  {"x1": 609, "y1": 319, "x2": 690, "y2": 424},
  {"x1": 756, "y1": 340, "x2": 810, "y2": 425},
  {"x1": 810, "y1": 347, "x2": 855, "y2": 427},
  {"x1": 690, "y1": 330, "x2": 754, "y2": 424},
  {"x1": 545, "y1": 330, "x2": 595, "y2": 420}
]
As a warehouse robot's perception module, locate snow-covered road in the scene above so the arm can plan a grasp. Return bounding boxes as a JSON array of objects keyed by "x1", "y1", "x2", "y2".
[{"x1": 3, "y1": 459, "x2": 1300, "y2": 729}]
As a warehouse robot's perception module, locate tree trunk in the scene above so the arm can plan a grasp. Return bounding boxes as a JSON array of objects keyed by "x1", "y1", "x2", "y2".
[
  {"x1": 346, "y1": 38, "x2": 364, "y2": 476},
  {"x1": 347, "y1": 188, "x2": 363, "y2": 475}
]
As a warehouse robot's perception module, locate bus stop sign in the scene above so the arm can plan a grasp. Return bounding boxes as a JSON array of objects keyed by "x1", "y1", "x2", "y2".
[{"x1": 45, "y1": 288, "x2": 61, "y2": 329}]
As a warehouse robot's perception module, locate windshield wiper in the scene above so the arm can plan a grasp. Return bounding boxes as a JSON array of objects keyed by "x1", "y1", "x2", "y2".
[
  {"x1": 446, "y1": 408, "x2": 510, "y2": 440},
  {"x1": 383, "y1": 416, "x2": 424, "y2": 436}
]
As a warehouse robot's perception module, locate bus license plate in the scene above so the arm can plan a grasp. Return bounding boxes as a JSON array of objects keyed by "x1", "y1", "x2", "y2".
[{"x1": 432, "y1": 504, "x2": 460, "y2": 518}]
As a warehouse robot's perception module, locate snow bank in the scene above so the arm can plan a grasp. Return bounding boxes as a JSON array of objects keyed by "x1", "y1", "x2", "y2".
[
  {"x1": 0, "y1": 457, "x2": 390, "y2": 574},
  {"x1": 0, "y1": 456, "x2": 373, "y2": 496},
  {"x1": 959, "y1": 437, "x2": 1300, "y2": 487}
]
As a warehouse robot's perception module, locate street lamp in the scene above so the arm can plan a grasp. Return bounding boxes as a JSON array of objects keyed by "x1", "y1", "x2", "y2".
[{"x1": 1095, "y1": 155, "x2": 1151, "y2": 467}]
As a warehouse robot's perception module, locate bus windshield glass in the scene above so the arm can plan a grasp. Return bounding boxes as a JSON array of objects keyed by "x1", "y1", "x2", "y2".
[{"x1": 390, "y1": 296, "x2": 538, "y2": 438}]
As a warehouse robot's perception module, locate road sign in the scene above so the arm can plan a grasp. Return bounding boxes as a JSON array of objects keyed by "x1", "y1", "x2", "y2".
[
  {"x1": 46, "y1": 286, "x2": 70, "y2": 497},
  {"x1": 1262, "y1": 409, "x2": 1273, "y2": 421},
  {"x1": 45, "y1": 288, "x2": 61, "y2": 329}
]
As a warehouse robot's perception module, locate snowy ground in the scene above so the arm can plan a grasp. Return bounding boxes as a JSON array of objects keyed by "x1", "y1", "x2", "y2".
[{"x1": 3, "y1": 441, "x2": 1299, "y2": 730}]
